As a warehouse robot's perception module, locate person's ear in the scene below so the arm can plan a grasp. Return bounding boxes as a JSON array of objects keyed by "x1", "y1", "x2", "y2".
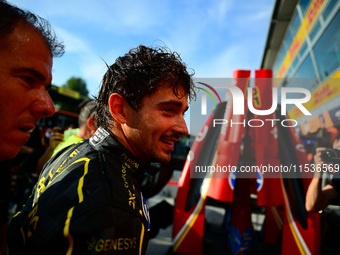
[
  {"x1": 108, "y1": 93, "x2": 128, "y2": 124},
  {"x1": 86, "y1": 116, "x2": 97, "y2": 131}
]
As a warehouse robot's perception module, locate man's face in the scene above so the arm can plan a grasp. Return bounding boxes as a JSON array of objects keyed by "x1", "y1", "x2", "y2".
[
  {"x1": 123, "y1": 85, "x2": 189, "y2": 163},
  {"x1": 0, "y1": 22, "x2": 55, "y2": 161}
]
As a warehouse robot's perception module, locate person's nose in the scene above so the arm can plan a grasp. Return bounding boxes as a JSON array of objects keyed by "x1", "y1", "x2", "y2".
[
  {"x1": 175, "y1": 115, "x2": 189, "y2": 136},
  {"x1": 31, "y1": 89, "x2": 55, "y2": 119}
]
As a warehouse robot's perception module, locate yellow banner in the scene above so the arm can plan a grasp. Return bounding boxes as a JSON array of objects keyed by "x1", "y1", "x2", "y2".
[
  {"x1": 276, "y1": 0, "x2": 327, "y2": 78},
  {"x1": 58, "y1": 87, "x2": 80, "y2": 99},
  {"x1": 288, "y1": 70, "x2": 340, "y2": 119}
]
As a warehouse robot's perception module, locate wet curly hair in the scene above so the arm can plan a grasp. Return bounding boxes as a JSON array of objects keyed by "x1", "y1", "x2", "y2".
[
  {"x1": 0, "y1": 0, "x2": 64, "y2": 57},
  {"x1": 95, "y1": 45, "x2": 196, "y2": 129}
]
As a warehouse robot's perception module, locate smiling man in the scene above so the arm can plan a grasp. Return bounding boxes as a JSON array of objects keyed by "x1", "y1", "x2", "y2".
[
  {"x1": 8, "y1": 45, "x2": 195, "y2": 255},
  {"x1": 0, "y1": 0, "x2": 64, "y2": 162}
]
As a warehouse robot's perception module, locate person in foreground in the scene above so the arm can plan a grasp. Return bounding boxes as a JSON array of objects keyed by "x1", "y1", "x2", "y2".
[
  {"x1": 7, "y1": 45, "x2": 195, "y2": 255},
  {"x1": 0, "y1": 0, "x2": 64, "y2": 162},
  {"x1": 305, "y1": 133, "x2": 340, "y2": 212}
]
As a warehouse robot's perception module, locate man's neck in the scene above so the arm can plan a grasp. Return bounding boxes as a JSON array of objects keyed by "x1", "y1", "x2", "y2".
[
  {"x1": 108, "y1": 125, "x2": 142, "y2": 162},
  {"x1": 76, "y1": 127, "x2": 90, "y2": 140}
]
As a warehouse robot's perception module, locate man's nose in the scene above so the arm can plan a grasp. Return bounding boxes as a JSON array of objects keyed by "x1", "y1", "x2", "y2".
[
  {"x1": 31, "y1": 90, "x2": 55, "y2": 118},
  {"x1": 175, "y1": 116, "x2": 189, "y2": 136}
]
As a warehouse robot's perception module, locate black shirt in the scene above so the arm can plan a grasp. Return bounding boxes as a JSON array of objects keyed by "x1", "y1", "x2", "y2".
[{"x1": 7, "y1": 127, "x2": 150, "y2": 254}]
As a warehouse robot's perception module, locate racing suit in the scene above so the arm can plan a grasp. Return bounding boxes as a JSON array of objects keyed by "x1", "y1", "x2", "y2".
[{"x1": 7, "y1": 127, "x2": 150, "y2": 255}]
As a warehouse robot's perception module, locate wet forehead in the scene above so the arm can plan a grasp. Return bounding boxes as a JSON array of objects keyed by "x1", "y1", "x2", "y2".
[
  {"x1": 1, "y1": 22, "x2": 53, "y2": 83},
  {"x1": 4, "y1": 22, "x2": 50, "y2": 52},
  {"x1": 152, "y1": 85, "x2": 188, "y2": 106}
]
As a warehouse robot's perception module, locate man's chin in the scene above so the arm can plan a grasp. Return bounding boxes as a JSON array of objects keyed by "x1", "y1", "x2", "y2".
[
  {"x1": 153, "y1": 153, "x2": 172, "y2": 164},
  {"x1": 0, "y1": 145, "x2": 21, "y2": 162},
  {"x1": 158, "y1": 157, "x2": 171, "y2": 164}
]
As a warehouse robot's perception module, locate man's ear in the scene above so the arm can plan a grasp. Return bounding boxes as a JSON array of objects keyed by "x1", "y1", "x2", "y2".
[
  {"x1": 109, "y1": 93, "x2": 128, "y2": 124},
  {"x1": 87, "y1": 116, "x2": 97, "y2": 131}
]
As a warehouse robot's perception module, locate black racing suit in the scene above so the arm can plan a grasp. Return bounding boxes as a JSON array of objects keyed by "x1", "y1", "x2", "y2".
[{"x1": 7, "y1": 127, "x2": 151, "y2": 255}]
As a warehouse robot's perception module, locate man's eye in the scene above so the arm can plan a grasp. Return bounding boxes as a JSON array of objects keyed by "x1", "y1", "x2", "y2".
[
  {"x1": 164, "y1": 108, "x2": 175, "y2": 114},
  {"x1": 21, "y1": 76, "x2": 35, "y2": 85}
]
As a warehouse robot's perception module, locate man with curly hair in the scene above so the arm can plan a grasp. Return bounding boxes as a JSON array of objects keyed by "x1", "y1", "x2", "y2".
[{"x1": 8, "y1": 45, "x2": 195, "y2": 255}]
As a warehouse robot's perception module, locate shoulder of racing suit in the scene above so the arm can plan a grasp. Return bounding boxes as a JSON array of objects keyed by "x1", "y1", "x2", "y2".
[{"x1": 7, "y1": 127, "x2": 151, "y2": 255}]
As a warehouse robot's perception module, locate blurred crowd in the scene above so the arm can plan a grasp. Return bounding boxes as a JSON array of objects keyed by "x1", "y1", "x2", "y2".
[
  {"x1": 0, "y1": 123, "x2": 68, "y2": 252},
  {"x1": 0, "y1": 124, "x2": 71, "y2": 217}
]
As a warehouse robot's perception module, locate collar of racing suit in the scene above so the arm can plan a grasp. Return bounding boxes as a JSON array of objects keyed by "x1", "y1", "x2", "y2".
[{"x1": 89, "y1": 127, "x2": 156, "y2": 178}]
